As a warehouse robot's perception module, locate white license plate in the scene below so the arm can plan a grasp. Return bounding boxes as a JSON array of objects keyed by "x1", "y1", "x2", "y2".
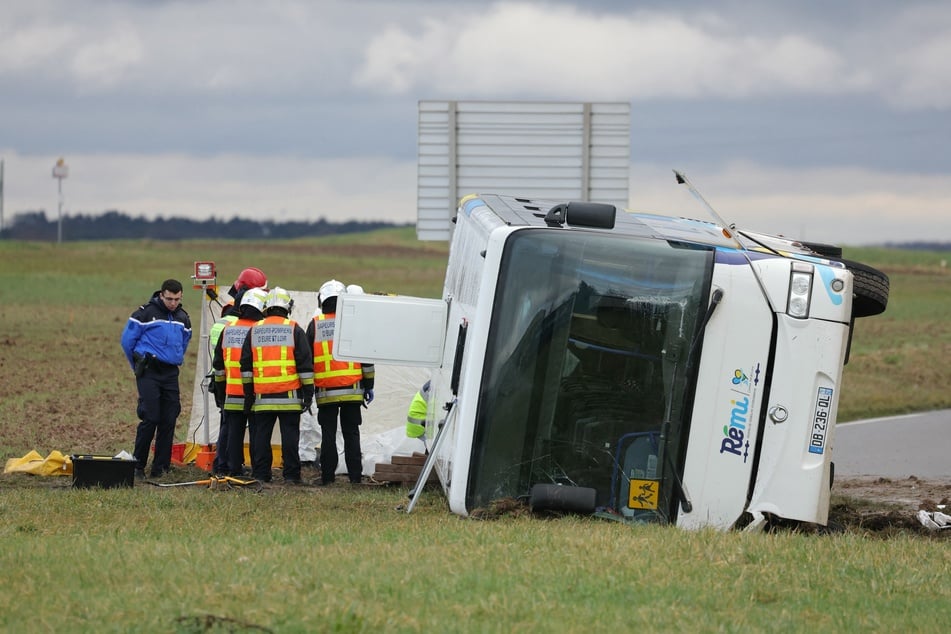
[{"x1": 808, "y1": 387, "x2": 833, "y2": 455}]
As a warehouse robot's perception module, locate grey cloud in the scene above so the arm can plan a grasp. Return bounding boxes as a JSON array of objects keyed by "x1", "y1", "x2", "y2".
[{"x1": 355, "y1": 2, "x2": 951, "y2": 109}]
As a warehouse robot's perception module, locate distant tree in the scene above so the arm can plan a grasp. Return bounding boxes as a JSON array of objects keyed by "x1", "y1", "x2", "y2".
[{"x1": 0, "y1": 210, "x2": 408, "y2": 241}]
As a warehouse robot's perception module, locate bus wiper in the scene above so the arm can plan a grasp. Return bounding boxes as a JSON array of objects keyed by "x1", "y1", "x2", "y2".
[
  {"x1": 659, "y1": 419, "x2": 693, "y2": 514},
  {"x1": 674, "y1": 170, "x2": 744, "y2": 251},
  {"x1": 686, "y1": 288, "x2": 724, "y2": 369},
  {"x1": 734, "y1": 229, "x2": 782, "y2": 256}
]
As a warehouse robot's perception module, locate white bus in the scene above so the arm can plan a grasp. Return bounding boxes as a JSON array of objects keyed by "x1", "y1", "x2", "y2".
[{"x1": 336, "y1": 186, "x2": 888, "y2": 530}]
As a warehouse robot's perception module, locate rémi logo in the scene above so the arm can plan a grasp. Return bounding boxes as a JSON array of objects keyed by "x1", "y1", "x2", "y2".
[{"x1": 720, "y1": 395, "x2": 750, "y2": 462}]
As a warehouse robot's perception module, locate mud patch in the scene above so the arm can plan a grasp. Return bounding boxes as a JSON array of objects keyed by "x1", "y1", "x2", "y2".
[{"x1": 829, "y1": 475, "x2": 951, "y2": 537}]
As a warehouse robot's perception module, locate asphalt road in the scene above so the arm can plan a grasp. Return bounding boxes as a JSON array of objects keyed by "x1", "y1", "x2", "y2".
[{"x1": 834, "y1": 409, "x2": 951, "y2": 479}]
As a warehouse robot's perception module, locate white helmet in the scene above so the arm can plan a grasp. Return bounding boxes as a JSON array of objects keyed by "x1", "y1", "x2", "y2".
[
  {"x1": 265, "y1": 286, "x2": 294, "y2": 313},
  {"x1": 346, "y1": 284, "x2": 364, "y2": 295},
  {"x1": 318, "y1": 279, "x2": 347, "y2": 305},
  {"x1": 239, "y1": 287, "x2": 268, "y2": 313}
]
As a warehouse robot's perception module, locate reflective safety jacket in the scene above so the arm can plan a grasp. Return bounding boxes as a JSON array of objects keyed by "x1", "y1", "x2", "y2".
[
  {"x1": 307, "y1": 313, "x2": 375, "y2": 405},
  {"x1": 212, "y1": 316, "x2": 256, "y2": 411},
  {"x1": 406, "y1": 380, "x2": 431, "y2": 438},
  {"x1": 239, "y1": 316, "x2": 314, "y2": 412},
  {"x1": 209, "y1": 310, "x2": 239, "y2": 351}
]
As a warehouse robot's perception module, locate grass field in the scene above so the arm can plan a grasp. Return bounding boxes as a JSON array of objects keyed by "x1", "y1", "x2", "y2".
[{"x1": 1, "y1": 231, "x2": 950, "y2": 632}]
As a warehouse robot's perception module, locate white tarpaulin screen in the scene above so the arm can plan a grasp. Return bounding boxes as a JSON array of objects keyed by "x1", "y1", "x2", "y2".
[{"x1": 186, "y1": 289, "x2": 431, "y2": 475}]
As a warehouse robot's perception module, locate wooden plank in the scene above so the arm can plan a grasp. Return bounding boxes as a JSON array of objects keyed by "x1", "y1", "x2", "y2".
[
  {"x1": 373, "y1": 452, "x2": 438, "y2": 484},
  {"x1": 373, "y1": 466, "x2": 436, "y2": 480},
  {"x1": 391, "y1": 454, "x2": 427, "y2": 466},
  {"x1": 372, "y1": 464, "x2": 437, "y2": 484}
]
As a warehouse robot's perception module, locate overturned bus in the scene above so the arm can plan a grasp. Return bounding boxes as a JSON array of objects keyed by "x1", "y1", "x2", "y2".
[{"x1": 334, "y1": 185, "x2": 889, "y2": 530}]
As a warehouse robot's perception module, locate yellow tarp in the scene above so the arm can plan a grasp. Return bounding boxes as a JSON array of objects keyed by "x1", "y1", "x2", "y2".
[
  {"x1": 4, "y1": 444, "x2": 282, "y2": 476},
  {"x1": 4, "y1": 450, "x2": 72, "y2": 476}
]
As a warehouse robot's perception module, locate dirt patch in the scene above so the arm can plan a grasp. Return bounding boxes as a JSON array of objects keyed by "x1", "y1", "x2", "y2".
[
  {"x1": 834, "y1": 475, "x2": 951, "y2": 512},
  {"x1": 827, "y1": 475, "x2": 951, "y2": 537}
]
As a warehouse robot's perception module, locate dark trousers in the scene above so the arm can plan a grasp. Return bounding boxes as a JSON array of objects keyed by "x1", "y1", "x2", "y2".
[
  {"x1": 250, "y1": 410, "x2": 301, "y2": 482},
  {"x1": 224, "y1": 409, "x2": 250, "y2": 476},
  {"x1": 318, "y1": 402, "x2": 362, "y2": 483},
  {"x1": 213, "y1": 410, "x2": 230, "y2": 474},
  {"x1": 132, "y1": 364, "x2": 181, "y2": 475}
]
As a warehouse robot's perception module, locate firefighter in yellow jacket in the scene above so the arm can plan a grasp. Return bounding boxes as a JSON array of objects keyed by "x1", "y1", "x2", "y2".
[
  {"x1": 209, "y1": 267, "x2": 268, "y2": 350},
  {"x1": 307, "y1": 280, "x2": 374, "y2": 485},
  {"x1": 406, "y1": 380, "x2": 430, "y2": 439},
  {"x1": 239, "y1": 287, "x2": 314, "y2": 484}
]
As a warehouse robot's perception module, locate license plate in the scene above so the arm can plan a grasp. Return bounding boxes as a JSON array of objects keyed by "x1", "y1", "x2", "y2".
[
  {"x1": 628, "y1": 478, "x2": 659, "y2": 509},
  {"x1": 808, "y1": 386, "x2": 834, "y2": 455}
]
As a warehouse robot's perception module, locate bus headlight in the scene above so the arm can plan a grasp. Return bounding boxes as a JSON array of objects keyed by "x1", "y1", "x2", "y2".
[{"x1": 787, "y1": 263, "x2": 814, "y2": 319}]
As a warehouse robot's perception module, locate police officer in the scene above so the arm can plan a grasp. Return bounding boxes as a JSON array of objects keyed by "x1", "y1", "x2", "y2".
[
  {"x1": 307, "y1": 280, "x2": 375, "y2": 485},
  {"x1": 240, "y1": 287, "x2": 314, "y2": 484},
  {"x1": 121, "y1": 279, "x2": 192, "y2": 478},
  {"x1": 212, "y1": 287, "x2": 267, "y2": 476}
]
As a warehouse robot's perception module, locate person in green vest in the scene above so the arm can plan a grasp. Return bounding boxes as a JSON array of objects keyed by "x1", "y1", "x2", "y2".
[
  {"x1": 209, "y1": 267, "x2": 268, "y2": 350},
  {"x1": 405, "y1": 380, "x2": 431, "y2": 439}
]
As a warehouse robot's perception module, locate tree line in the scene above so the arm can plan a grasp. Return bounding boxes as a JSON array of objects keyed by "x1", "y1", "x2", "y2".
[
  {"x1": 0, "y1": 210, "x2": 406, "y2": 241},
  {"x1": 2, "y1": 210, "x2": 948, "y2": 250}
]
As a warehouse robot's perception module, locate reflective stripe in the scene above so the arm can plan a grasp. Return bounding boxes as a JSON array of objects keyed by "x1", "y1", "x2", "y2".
[
  {"x1": 312, "y1": 313, "x2": 363, "y2": 387},
  {"x1": 316, "y1": 383, "x2": 364, "y2": 405},
  {"x1": 251, "y1": 403, "x2": 302, "y2": 412},
  {"x1": 250, "y1": 317, "x2": 303, "y2": 394},
  {"x1": 250, "y1": 392, "x2": 303, "y2": 412},
  {"x1": 210, "y1": 313, "x2": 238, "y2": 348},
  {"x1": 223, "y1": 394, "x2": 246, "y2": 411},
  {"x1": 222, "y1": 322, "x2": 254, "y2": 397},
  {"x1": 252, "y1": 396, "x2": 300, "y2": 406}
]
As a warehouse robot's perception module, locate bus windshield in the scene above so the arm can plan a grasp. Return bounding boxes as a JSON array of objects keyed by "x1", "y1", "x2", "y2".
[{"x1": 467, "y1": 229, "x2": 714, "y2": 522}]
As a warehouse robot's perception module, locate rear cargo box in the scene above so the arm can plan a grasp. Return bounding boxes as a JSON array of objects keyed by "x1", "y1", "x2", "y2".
[{"x1": 71, "y1": 455, "x2": 135, "y2": 489}]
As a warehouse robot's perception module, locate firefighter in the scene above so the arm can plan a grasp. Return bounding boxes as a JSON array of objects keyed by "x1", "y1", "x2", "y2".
[
  {"x1": 406, "y1": 380, "x2": 431, "y2": 439},
  {"x1": 120, "y1": 279, "x2": 192, "y2": 478},
  {"x1": 212, "y1": 287, "x2": 268, "y2": 476},
  {"x1": 208, "y1": 268, "x2": 267, "y2": 474},
  {"x1": 209, "y1": 267, "x2": 268, "y2": 347},
  {"x1": 307, "y1": 279, "x2": 375, "y2": 485},
  {"x1": 240, "y1": 287, "x2": 314, "y2": 484}
]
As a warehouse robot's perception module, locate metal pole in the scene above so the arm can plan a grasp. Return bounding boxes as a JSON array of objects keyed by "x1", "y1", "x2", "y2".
[
  {"x1": 57, "y1": 177, "x2": 63, "y2": 244},
  {"x1": 52, "y1": 158, "x2": 68, "y2": 244},
  {"x1": 1, "y1": 158, "x2": 5, "y2": 235},
  {"x1": 200, "y1": 289, "x2": 211, "y2": 448}
]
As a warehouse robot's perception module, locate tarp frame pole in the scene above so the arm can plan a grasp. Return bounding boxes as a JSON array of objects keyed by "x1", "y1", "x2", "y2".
[
  {"x1": 406, "y1": 399, "x2": 457, "y2": 514},
  {"x1": 200, "y1": 291, "x2": 212, "y2": 447}
]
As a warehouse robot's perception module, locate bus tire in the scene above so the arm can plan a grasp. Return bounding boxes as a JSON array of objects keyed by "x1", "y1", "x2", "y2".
[{"x1": 841, "y1": 258, "x2": 889, "y2": 317}]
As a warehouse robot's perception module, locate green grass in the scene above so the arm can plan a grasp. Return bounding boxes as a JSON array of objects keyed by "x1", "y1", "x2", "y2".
[
  {"x1": 838, "y1": 246, "x2": 951, "y2": 419},
  {"x1": 1, "y1": 233, "x2": 950, "y2": 632},
  {"x1": 2, "y1": 484, "x2": 949, "y2": 633},
  {"x1": 0, "y1": 229, "x2": 449, "y2": 458}
]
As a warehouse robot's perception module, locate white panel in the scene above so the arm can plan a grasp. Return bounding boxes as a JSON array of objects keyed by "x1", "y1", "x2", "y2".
[
  {"x1": 417, "y1": 100, "x2": 631, "y2": 241},
  {"x1": 334, "y1": 294, "x2": 447, "y2": 367}
]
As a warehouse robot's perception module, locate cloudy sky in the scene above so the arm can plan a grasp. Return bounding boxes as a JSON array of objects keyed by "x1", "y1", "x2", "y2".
[{"x1": 1, "y1": 0, "x2": 949, "y2": 244}]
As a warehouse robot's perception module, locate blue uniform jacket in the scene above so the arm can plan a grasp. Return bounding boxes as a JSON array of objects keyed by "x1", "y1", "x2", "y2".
[{"x1": 120, "y1": 291, "x2": 193, "y2": 369}]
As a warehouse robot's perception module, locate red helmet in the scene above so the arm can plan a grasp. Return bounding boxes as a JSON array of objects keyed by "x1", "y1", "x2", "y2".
[{"x1": 233, "y1": 267, "x2": 267, "y2": 292}]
